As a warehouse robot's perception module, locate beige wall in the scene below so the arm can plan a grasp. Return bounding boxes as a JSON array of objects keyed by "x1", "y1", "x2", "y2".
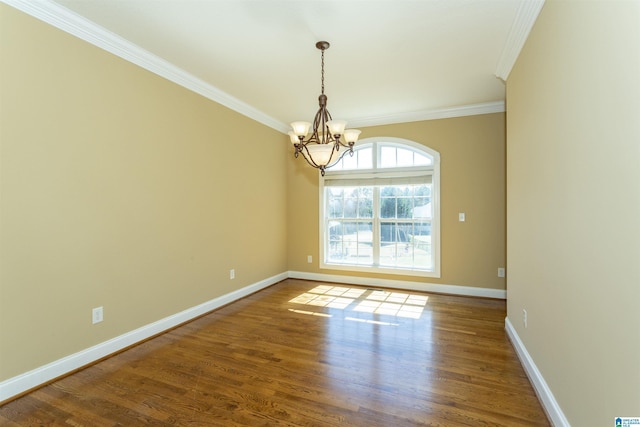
[
  {"x1": 288, "y1": 113, "x2": 506, "y2": 290},
  {"x1": 506, "y1": 0, "x2": 640, "y2": 424},
  {"x1": 0, "y1": 5, "x2": 288, "y2": 381}
]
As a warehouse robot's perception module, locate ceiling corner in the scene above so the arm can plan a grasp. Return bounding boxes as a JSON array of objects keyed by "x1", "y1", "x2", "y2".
[{"x1": 495, "y1": 0, "x2": 546, "y2": 81}]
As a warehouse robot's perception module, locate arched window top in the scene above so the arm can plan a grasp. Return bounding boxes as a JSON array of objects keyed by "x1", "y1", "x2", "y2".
[{"x1": 328, "y1": 137, "x2": 439, "y2": 173}]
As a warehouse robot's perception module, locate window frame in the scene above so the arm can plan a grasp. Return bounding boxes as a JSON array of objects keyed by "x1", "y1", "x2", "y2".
[{"x1": 319, "y1": 137, "x2": 441, "y2": 278}]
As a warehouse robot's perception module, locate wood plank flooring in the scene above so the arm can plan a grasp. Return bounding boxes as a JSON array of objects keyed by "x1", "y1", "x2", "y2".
[{"x1": 0, "y1": 279, "x2": 550, "y2": 426}]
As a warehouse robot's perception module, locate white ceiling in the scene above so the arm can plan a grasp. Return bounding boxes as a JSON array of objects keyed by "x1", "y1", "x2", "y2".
[{"x1": 10, "y1": 0, "x2": 543, "y2": 132}]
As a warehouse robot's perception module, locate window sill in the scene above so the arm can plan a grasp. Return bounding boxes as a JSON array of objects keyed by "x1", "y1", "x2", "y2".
[{"x1": 320, "y1": 262, "x2": 441, "y2": 279}]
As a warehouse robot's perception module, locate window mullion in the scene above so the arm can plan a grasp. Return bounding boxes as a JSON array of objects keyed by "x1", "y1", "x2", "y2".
[{"x1": 373, "y1": 186, "x2": 380, "y2": 267}]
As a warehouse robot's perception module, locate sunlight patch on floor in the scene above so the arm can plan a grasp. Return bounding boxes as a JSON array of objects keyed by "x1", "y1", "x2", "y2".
[{"x1": 288, "y1": 285, "x2": 428, "y2": 319}]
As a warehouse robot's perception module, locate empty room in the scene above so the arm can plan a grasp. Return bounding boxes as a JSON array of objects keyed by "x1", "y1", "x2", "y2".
[{"x1": 1, "y1": 1, "x2": 638, "y2": 426}]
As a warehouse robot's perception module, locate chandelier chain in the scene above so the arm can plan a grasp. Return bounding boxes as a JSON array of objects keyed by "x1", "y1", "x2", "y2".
[{"x1": 321, "y1": 48, "x2": 325, "y2": 95}]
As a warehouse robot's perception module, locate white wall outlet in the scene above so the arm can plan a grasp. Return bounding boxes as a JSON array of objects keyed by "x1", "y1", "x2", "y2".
[
  {"x1": 523, "y1": 309, "x2": 528, "y2": 328},
  {"x1": 459, "y1": 212, "x2": 465, "y2": 222},
  {"x1": 498, "y1": 267, "x2": 505, "y2": 278},
  {"x1": 92, "y1": 306, "x2": 103, "y2": 324},
  {"x1": 307, "y1": 255, "x2": 313, "y2": 263},
  {"x1": 230, "y1": 269, "x2": 235, "y2": 280}
]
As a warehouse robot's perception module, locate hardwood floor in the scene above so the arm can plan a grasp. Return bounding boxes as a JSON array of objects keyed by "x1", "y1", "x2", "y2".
[{"x1": 0, "y1": 279, "x2": 550, "y2": 426}]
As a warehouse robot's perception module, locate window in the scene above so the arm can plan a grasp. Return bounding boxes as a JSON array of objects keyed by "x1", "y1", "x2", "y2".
[{"x1": 320, "y1": 137, "x2": 440, "y2": 277}]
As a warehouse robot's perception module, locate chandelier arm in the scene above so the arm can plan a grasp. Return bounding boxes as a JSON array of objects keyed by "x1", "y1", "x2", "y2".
[
  {"x1": 310, "y1": 106, "x2": 326, "y2": 144},
  {"x1": 300, "y1": 101, "x2": 337, "y2": 146},
  {"x1": 325, "y1": 109, "x2": 334, "y2": 144},
  {"x1": 330, "y1": 144, "x2": 354, "y2": 165},
  {"x1": 335, "y1": 139, "x2": 353, "y2": 149}
]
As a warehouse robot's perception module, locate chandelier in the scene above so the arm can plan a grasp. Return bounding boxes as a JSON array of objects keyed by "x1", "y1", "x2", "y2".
[{"x1": 288, "y1": 41, "x2": 361, "y2": 176}]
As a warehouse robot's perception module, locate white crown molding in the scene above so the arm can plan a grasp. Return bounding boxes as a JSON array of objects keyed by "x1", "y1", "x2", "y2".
[
  {"x1": 348, "y1": 101, "x2": 506, "y2": 129},
  {"x1": 0, "y1": 272, "x2": 288, "y2": 403},
  {"x1": 495, "y1": 0, "x2": 546, "y2": 81},
  {"x1": 505, "y1": 317, "x2": 570, "y2": 427},
  {"x1": 1, "y1": 0, "x2": 290, "y2": 134},
  {"x1": 4, "y1": 0, "x2": 508, "y2": 133},
  {"x1": 288, "y1": 271, "x2": 507, "y2": 299}
]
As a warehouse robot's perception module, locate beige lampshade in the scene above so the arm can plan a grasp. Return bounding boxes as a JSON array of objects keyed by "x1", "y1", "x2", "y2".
[
  {"x1": 304, "y1": 144, "x2": 336, "y2": 167},
  {"x1": 290, "y1": 121, "x2": 311, "y2": 137},
  {"x1": 343, "y1": 129, "x2": 361, "y2": 144},
  {"x1": 326, "y1": 120, "x2": 347, "y2": 136},
  {"x1": 288, "y1": 131, "x2": 299, "y2": 145}
]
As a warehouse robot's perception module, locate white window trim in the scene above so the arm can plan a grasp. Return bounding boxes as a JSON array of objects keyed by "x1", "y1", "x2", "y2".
[{"x1": 319, "y1": 137, "x2": 441, "y2": 278}]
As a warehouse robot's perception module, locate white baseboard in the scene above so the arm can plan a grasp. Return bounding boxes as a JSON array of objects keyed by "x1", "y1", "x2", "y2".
[
  {"x1": 505, "y1": 317, "x2": 571, "y2": 427},
  {"x1": 288, "y1": 270, "x2": 507, "y2": 299},
  {"x1": 0, "y1": 272, "x2": 288, "y2": 403},
  {"x1": 0, "y1": 270, "x2": 504, "y2": 404}
]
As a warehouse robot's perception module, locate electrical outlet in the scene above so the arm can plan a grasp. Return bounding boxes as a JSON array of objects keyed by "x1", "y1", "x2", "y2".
[
  {"x1": 230, "y1": 269, "x2": 235, "y2": 280},
  {"x1": 498, "y1": 267, "x2": 505, "y2": 278},
  {"x1": 92, "y1": 306, "x2": 103, "y2": 324},
  {"x1": 459, "y1": 212, "x2": 465, "y2": 222},
  {"x1": 307, "y1": 255, "x2": 313, "y2": 263},
  {"x1": 522, "y1": 309, "x2": 528, "y2": 328}
]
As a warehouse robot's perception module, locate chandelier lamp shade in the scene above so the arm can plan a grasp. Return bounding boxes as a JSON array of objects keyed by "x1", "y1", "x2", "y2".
[{"x1": 289, "y1": 41, "x2": 361, "y2": 176}]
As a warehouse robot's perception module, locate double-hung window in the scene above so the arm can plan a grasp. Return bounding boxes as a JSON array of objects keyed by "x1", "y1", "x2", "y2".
[{"x1": 320, "y1": 137, "x2": 440, "y2": 277}]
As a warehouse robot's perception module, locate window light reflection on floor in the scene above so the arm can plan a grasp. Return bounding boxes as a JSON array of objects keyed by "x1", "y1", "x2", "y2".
[
  {"x1": 287, "y1": 308, "x2": 332, "y2": 317},
  {"x1": 288, "y1": 285, "x2": 428, "y2": 319},
  {"x1": 344, "y1": 317, "x2": 399, "y2": 326}
]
